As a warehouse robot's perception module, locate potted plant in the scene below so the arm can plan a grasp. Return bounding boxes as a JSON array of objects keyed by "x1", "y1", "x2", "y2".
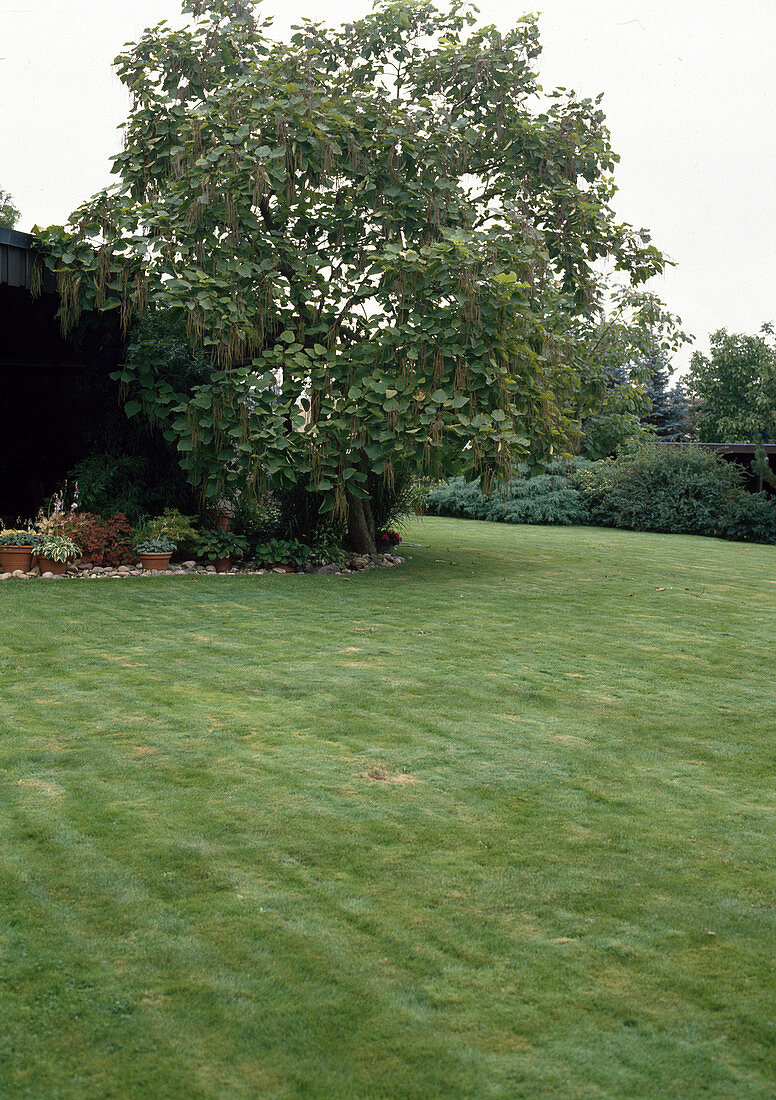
[
  {"x1": 0, "y1": 529, "x2": 39, "y2": 573},
  {"x1": 194, "y1": 530, "x2": 249, "y2": 572},
  {"x1": 135, "y1": 510, "x2": 199, "y2": 558},
  {"x1": 134, "y1": 536, "x2": 177, "y2": 572},
  {"x1": 37, "y1": 533, "x2": 81, "y2": 575},
  {"x1": 254, "y1": 537, "x2": 309, "y2": 573},
  {"x1": 376, "y1": 530, "x2": 402, "y2": 551}
]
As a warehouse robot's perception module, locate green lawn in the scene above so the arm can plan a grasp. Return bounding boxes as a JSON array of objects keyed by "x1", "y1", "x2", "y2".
[{"x1": 1, "y1": 518, "x2": 775, "y2": 1098}]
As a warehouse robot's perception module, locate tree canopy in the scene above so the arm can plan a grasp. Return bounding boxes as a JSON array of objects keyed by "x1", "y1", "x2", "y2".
[
  {"x1": 688, "y1": 326, "x2": 776, "y2": 443},
  {"x1": 36, "y1": 0, "x2": 667, "y2": 549},
  {"x1": 570, "y1": 290, "x2": 686, "y2": 458},
  {"x1": 0, "y1": 189, "x2": 20, "y2": 229}
]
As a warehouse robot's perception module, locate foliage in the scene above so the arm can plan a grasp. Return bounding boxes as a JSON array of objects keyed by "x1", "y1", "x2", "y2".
[
  {"x1": 428, "y1": 461, "x2": 593, "y2": 525},
  {"x1": 573, "y1": 444, "x2": 776, "y2": 542},
  {"x1": 194, "y1": 529, "x2": 249, "y2": 560},
  {"x1": 0, "y1": 188, "x2": 20, "y2": 229},
  {"x1": 135, "y1": 509, "x2": 199, "y2": 553},
  {"x1": 570, "y1": 290, "x2": 688, "y2": 459},
  {"x1": 0, "y1": 528, "x2": 39, "y2": 548},
  {"x1": 405, "y1": 476, "x2": 439, "y2": 514},
  {"x1": 68, "y1": 449, "x2": 195, "y2": 526},
  {"x1": 254, "y1": 537, "x2": 309, "y2": 568},
  {"x1": 36, "y1": 0, "x2": 666, "y2": 550},
  {"x1": 56, "y1": 512, "x2": 136, "y2": 566},
  {"x1": 304, "y1": 523, "x2": 348, "y2": 568},
  {"x1": 36, "y1": 534, "x2": 81, "y2": 562},
  {"x1": 134, "y1": 536, "x2": 177, "y2": 554},
  {"x1": 687, "y1": 325, "x2": 776, "y2": 442},
  {"x1": 232, "y1": 491, "x2": 282, "y2": 544},
  {"x1": 365, "y1": 465, "x2": 418, "y2": 534},
  {"x1": 719, "y1": 492, "x2": 776, "y2": 545}
]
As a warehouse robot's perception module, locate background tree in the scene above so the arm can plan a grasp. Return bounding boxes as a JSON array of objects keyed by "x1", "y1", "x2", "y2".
[
  {"x1": 687, "y1": 325, "x2": 776, "y2": 443},
  {"x1": 37, "y1": 0, "x2": 666, "y2": 551},
  {"x1": 571, "y1": 290, "x2": 686, "y2": 458},
  {"x1": 642, "y1": 351, "x2": 691, "y2": 441},
  {"x1": 0, "y1": 188, "x2": 20, "y2": 229}
]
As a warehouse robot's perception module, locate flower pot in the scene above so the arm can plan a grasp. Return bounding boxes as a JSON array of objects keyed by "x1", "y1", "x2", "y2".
[
  {"x1": 214, "y1": 556, "x2": 232, "y2": 573},
  {"x1": 38, "y1": 555, "x2": 69, "y2": 576},
  {"x1": 0, "y1": 546, "x2": 35, "y2": 572},
  {"x1": 137, "y1": 552, "x2": 173, "y2": 572}
]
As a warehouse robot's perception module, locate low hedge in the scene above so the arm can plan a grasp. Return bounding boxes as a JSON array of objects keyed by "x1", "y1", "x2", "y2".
[{"x1": 427, "y1": 460, "x2": 593, "y2": 527}]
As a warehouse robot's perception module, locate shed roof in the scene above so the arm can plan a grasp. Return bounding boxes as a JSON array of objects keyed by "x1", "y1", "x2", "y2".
[
  {"x1": 0, "y1": 227, "x2": 56, "y2": 292},
  {"x1": 0, "y1": 227, "x2": 36, "y2": 289}
]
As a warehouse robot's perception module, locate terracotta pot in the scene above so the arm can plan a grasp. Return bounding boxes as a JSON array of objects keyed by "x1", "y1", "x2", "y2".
[
  {"x1": 214, "y1": 556, "x2": 232, "y2": 573},
  {"x1": 38, "y1": 556, "x2": 69, "y2": 576},
  {"x1": 217, "y1": 512, "x2": 230, "y2": 530},
  {"x1": 137, "y1": 552, "x2": 173, "y2": 572},
  {"x1": 0, "y1": 546, "x2": 35, "y2": 572}
]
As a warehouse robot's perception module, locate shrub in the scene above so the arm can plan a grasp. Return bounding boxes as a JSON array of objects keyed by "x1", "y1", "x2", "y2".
[
  {"x1": 56, "y1": 512, "x2": 136, "y2": 566},
  {"x1": 720, "y1": 493, "x2": 776, "y2": 544},
  {"x1": 574, "y1": 446, "x2": 745, "y2": 537}
]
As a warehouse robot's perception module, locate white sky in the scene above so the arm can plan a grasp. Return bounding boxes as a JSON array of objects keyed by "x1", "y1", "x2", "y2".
[{"x1": 1, "y1": 0, "x2": 774, "y2": 374}]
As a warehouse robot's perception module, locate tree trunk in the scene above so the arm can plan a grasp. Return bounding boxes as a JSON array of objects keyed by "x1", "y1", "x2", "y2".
[{"x1": 345, "y1": 492, "x2": 377, "y2": 555}]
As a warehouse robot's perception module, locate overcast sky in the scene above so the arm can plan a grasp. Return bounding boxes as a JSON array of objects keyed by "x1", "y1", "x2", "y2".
[{"x1": 1, "y1": 0, "x2": 774, "y2": 374}]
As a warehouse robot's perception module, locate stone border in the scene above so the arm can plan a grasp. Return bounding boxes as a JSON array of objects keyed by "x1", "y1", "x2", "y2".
[{"x1": 0, "y1": 552, "x2": 405, "y2": 581}]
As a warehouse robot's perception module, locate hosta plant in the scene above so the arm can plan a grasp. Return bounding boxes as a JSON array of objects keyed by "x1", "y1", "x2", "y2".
[
  {"x1": 134, "y1": 537, "x2": 177, "y2": 554},
  {"x1": 37, "y1": 534, "x2": 81, "y2": 562},
  {"x1": 194, "y1": 530, "x2": 249, "y2": 561},
  {"x1": 0, "y1": 529, "x2": 39, "y2": 548},
  {"x1": 254, "y1": 538, "x2": 309, "y2": 568}
]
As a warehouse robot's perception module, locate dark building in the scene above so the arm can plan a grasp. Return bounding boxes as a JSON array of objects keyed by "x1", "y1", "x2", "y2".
[{"x1": 0, "y1": 227, "x2": 123, "y2": 522}]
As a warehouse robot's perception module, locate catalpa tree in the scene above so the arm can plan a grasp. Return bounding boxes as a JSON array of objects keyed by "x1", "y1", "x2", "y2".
[{"x1": 37, "y1": 0, "x2": 665, "y2": 551}]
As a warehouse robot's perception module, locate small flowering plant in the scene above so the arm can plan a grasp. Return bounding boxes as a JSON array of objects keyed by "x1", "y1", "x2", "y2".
[{"x1": 376, "y1": 530, "x2": 402, "y2": 549}]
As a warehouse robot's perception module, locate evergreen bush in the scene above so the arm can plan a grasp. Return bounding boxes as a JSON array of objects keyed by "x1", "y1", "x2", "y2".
[{"x1": 427, "y1": 460, "x2": 593, "y2": 526}]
